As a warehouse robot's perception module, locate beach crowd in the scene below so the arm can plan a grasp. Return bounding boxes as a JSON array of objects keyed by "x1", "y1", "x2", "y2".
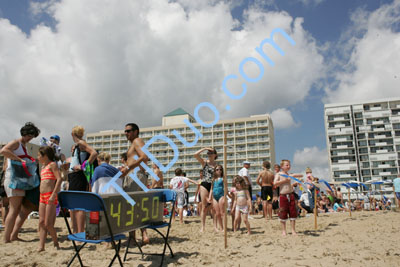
[{"x1": 1, "y1": 122, "x2": 399, "y2": 253}]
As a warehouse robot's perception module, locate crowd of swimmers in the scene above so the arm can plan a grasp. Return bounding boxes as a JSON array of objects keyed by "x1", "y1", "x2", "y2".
[{"x1": 1, "y1": 121, "x2": 400, "y2": 253}]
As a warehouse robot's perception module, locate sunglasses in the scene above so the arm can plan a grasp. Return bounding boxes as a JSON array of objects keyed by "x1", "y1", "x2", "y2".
[{"x1": 125, "y1": 129, "x2": 133, "y2": 133}]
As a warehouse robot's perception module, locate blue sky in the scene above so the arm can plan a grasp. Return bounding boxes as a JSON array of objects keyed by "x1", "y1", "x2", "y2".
[{"x1": 1, "y1": 0, "x2": 399, "y2": 178}]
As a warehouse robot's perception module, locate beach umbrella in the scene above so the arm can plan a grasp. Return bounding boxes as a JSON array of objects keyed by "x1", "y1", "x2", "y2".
[
  {"x1": 319, "y1": 179, "x2": 334, "y2": 193},
  {"x1": 360, "y1": 183, "x2": 368, "y2": 189}
]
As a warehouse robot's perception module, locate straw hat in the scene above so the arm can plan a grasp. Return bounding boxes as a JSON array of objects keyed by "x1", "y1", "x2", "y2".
[{"x1": 305, "y1": 167, "x2": 312, "y2": 173}]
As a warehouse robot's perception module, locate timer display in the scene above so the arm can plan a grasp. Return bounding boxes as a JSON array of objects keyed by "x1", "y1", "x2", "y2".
[{"x1": 86, "y1": 190, "x2": 164, "y2": 239}]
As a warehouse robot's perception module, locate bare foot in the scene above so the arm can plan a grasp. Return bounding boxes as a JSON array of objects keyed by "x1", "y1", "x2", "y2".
[
  {"x1": 10, "y1": 237, "x2": 23, "y2": 242},
  {"x1": 200, "y1": 227, "x2": 205, "y2": 233},
  {"x1": 282, "y1": 232, "x2": 287, "y2": 236},
  {"x1": 38, "y1": 248, "x2": 45, "y2": 252},
  {"x1": 247, "y1": 231, "x2": 251, "y2": 235},
  {"x1": 54, "y1": 243, "x2": 61, "y2": 250},
  {"x1": 141, "y1": 237, "x2": 150, "y2": 246},
  {"x1": 292, "y1": 232, "x2": 298, "y2": 236}
]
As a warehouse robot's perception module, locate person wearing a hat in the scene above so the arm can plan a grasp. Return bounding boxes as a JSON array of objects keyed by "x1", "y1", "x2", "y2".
[
  {"x1": 238, "y1": 161, "x2": 253, "y2": 204},
  {"x1": 50, "y1": 135, "x2": 60, "y2": 144}
]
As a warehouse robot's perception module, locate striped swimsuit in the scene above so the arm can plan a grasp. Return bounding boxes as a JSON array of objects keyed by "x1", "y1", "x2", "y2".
[{"x1": 40, "y1": 163, "x2": 58, "y2": 205}]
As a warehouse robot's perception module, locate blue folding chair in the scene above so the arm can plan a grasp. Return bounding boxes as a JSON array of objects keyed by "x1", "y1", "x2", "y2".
[
  {"x1": 124, "y1": 189, "x2": 176, "y2": 266},
  {"x1": 58, "y1": 191, "x2": 126, "y2": 267}
]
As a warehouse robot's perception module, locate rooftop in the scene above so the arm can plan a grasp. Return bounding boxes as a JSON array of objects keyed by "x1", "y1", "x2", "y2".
[{"x1": 164, "y1": 108, "x2": 190, "y2": 117}]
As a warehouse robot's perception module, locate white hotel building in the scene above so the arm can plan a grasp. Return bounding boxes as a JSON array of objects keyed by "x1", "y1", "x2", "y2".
[
  {"x1": 324, "y1": 98, "x2": 400, "y2": 195},
  {"x1": 87, "y1": 108, "x2": 275, "y2": 196}
]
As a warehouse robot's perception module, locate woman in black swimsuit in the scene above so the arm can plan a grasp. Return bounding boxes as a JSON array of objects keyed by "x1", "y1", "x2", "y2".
[{"x1": 194, "y1": 147, "x2": 218, "y2": 232}]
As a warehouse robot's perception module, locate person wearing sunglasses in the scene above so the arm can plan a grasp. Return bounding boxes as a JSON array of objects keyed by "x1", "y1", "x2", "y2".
[
  {"x1": 208, "y1": 165, "x2": 225, "y2": 232},
  {"x1": 121, "y1": 123, "x2": 150, "y2": 245},
  {"x1": 194, "y1": 147, "x2": 218, "y2": 232}
]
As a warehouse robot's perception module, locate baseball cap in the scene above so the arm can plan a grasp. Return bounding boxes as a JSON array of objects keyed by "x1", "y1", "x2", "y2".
[
  {"x1": 50, "y1": 135, "x2": 60, "y2": 142},
  {"x1": 243, "y1": 161, "x2": 251, "y2": 165}
]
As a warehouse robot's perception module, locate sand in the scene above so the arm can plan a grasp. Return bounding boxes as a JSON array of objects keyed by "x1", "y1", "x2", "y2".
[{"x1": 1, "y1": 211, "x2": 399, "y2": 266}]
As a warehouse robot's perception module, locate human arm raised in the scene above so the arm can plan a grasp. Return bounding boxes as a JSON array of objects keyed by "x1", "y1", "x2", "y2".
[
  {"x1": 273, "y1": 173, "x2": 289, "y2": 187},
  {"x1": 194, "y1": 147, "x2": 213, "y2": 167}
]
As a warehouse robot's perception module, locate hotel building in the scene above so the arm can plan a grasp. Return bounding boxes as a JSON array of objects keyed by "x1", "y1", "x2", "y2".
[
  {"x1": 324, "y1": 98, "x2": 400, "y2": 196},
  {"x1": 86, "y1": 108, "x2": 275, "y2": 196}
]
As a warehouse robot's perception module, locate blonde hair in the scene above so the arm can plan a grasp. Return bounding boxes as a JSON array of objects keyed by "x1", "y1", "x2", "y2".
[
  {"x1": 98, "y1": 152, "x2": 111, "y2": 163},
  {"x1": 280, "y1": 159, "x2": 290, "y2": 167},
  {"x1": 72, "y1": 125, "x2": 85, "y2": 139}
]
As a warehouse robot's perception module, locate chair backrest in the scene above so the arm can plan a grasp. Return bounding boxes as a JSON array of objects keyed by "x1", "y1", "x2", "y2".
[
  {"x1": 91, "y1": 177, "x2": 123, "y2": 195},
  {"x1": 162, "y1": 189, "x2": 176, "y2": 203},
  {"x1": 58, "y1": 191, "x2": 105, "y2": 212}
]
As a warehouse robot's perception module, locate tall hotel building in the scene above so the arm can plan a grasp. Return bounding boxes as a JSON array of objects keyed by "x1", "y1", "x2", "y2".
[
  {"x1": 87, "y1": 108, "x2": 275, "y2": 195},
  {"x1": 324, "y1": 98, "x2": 400, "y2": 193}
]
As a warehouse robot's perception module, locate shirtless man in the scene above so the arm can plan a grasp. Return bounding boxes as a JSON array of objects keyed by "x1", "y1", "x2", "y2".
[
  {"x1": 120, "y1": 123, "x2": 150, "y2": 244},
  {"x1": 151, "y1": 163, "x2": 164, "y2": 189},
  {"x1": 273, "y1": 159, "x2": 303, "y2": 236},
  {"x1": 256, "y1": 161, "x2": 274, "y2": 221}
]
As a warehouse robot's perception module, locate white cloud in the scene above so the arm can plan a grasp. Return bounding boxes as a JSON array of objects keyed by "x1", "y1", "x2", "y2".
[
  {"x1": 325, "y1": 1, "x2": 400, "y2": 104},
  {"x1": 296, "y1": 0, "x2": 325, "y2": 7},
  {"x1": 29, "y1": 0, "x2": 57, "y2": 17},
  {"x1": 0, "y1": 0, "x2": 324, "y2": 152},
  {"x1": 292, "y1": 146, "x2": 330, "y2": 180},
  {"x1": 270, "y1": 108, "x2": 300, "y2": 129}
]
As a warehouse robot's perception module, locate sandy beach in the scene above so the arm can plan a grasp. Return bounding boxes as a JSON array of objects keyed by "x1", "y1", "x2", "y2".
[{"x1": 1, "y1": 210, "x2": 399, "y2": 266}]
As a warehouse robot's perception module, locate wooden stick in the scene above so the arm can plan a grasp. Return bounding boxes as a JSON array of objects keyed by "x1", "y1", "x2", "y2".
[
  {"x1": 369, "y1": 188, "x2": 372, "y2": 211},
  {"x1": 314, "y1": 184, "x2": 317, "y2": 230},
  {"x1": 348, "y1": 188, "x2": 352, "y2": 217},
  {"x1": 223, "y1": 131, "x2": 228, "y2": 249}
]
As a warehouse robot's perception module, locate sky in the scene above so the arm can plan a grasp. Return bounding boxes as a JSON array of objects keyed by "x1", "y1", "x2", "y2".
[{"x1": 0, "y1": 0, "x2": 399, "y2": 180}]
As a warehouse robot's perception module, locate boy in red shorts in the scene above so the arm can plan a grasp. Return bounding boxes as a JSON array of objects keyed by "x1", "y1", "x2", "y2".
[{"x1": 273, "y1": 159, "x2": 303, "y2": 236}]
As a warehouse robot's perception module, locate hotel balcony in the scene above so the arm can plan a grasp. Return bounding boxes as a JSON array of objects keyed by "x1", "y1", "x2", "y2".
[{"x1": 332, "y1": 116, "x2": 349, "y2": 121}]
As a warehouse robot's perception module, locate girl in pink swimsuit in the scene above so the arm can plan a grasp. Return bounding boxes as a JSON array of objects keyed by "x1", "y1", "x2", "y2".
[{"x1": 37, "y1": 146, "x2": 62, "y2": 251}]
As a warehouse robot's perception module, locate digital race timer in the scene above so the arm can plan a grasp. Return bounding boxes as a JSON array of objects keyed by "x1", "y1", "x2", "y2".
[{"x1": 86, "y1": 190, "x2": 165, "y2": 239}]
